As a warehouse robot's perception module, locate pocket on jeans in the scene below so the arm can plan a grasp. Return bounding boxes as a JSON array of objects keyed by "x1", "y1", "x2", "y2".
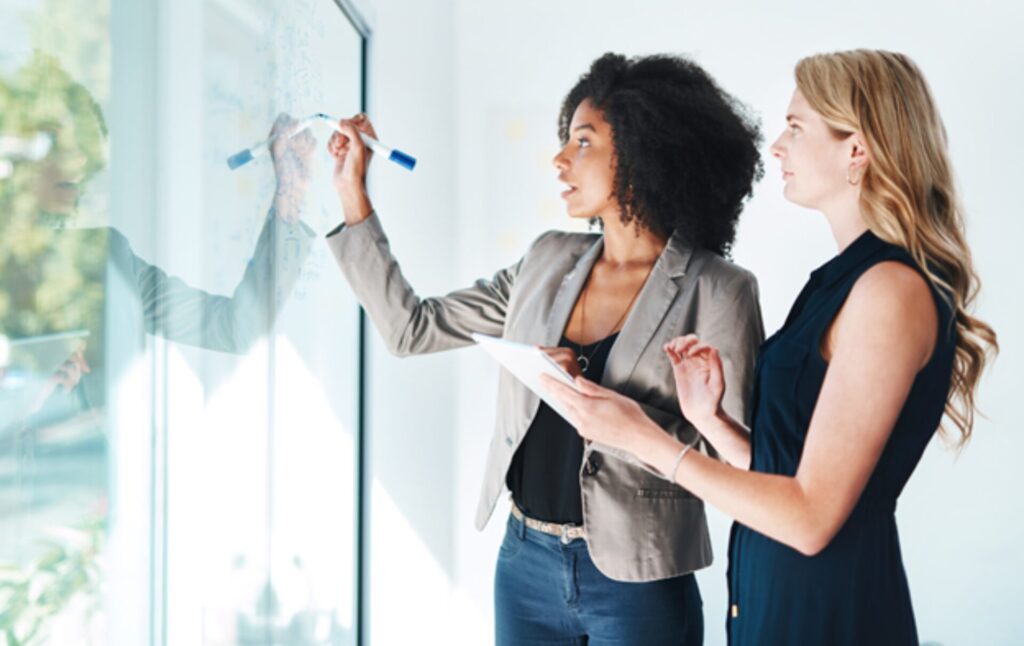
[{"x1": 498, "y1": 517, "x2": 524, "y2": 559}]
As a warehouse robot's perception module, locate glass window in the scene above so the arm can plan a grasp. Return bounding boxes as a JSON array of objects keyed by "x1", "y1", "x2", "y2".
[{"x1": 0, "y1": 1, "x2": 365, "y2": 643}]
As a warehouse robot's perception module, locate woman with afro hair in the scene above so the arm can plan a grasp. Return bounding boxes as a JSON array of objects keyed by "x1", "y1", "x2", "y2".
[{"x1": 325, "y1": 52, "x2": 764, "y2": 644}]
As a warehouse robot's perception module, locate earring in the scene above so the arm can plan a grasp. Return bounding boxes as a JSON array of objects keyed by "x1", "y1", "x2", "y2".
[{"x1": 846, "y1": 165, "x2": 862, "y2": 186}]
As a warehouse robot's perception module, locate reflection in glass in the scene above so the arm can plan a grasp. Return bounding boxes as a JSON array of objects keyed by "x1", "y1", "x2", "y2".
[{"x1": 1, "y1": 0, "x2": 363, "y2": 643}]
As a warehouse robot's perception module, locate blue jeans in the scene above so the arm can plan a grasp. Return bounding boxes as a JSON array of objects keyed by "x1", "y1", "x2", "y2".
[{"x1": 494, "y1": 514, "x2": 703, "y2": 645}]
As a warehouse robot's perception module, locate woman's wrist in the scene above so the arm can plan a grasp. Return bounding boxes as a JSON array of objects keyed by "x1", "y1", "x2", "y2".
[
  {"x1": 691, "y1": 406, "x2": 730, "y2": 435},
  {"x1": 339, "y1": 188, "x2": 373, "y2": 226},
  {"x1": 273, "y1": 186, "x2": 303, "y2": 223},
  {"x1": 635, "y1": 420, "x2": 687, "y2": 480}
]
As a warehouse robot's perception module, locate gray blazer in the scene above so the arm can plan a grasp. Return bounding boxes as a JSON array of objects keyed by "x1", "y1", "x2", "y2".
[{"x1": 327, "y1": 213, "x2": 764, "y2": 582}]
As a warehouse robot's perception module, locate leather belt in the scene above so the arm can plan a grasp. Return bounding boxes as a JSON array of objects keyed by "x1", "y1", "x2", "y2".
[{"x1": 510, "y1": 501, "x2": 586, "y2": 545}]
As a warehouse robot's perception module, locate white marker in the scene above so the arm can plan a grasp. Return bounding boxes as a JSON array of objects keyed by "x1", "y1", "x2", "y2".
[
  {"x1": 226, "y1": 115, "x2": 319, "y2": 170},
  {"x1": 227, "y1": 113, "x2": 416, "y2": 171},
  {"x1": 313, "y1": 113, "x2": 416, "y2": 171}
]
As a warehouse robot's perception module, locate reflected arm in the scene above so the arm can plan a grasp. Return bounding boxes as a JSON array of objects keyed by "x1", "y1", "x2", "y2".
[{"x1": 111, "y1": 209, "x2": 314, "y2": 354}]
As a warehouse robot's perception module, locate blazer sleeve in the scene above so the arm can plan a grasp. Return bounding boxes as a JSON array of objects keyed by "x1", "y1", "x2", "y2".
[
  {"x1": 325, "y1": 212, "x2": 528, "y2": 357},
  {"x1": 696, "y1": 268, "x2": 765, "y2": 432},
  {"x1": 110, "y1": 208, "x2": 314, "y2": 354}
]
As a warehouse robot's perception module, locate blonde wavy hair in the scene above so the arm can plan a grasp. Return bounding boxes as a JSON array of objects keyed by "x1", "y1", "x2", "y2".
[{"x1": 794, "y1": 49, "x2": 997, "y2": 447}]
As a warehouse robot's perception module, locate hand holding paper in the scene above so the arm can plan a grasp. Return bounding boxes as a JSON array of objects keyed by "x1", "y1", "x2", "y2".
[{"x1": 471, "y1": 333, "x2": 580, "y2": 423}]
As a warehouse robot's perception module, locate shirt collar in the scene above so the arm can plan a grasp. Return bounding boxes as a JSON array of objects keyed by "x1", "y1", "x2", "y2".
[{"x1": 811, "y1": 228, "x2": 887, "y2": 288}]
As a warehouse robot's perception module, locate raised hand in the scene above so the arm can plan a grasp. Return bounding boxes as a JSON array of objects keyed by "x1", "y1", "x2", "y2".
[
  {"x1": 663, "y1": 334, "x2": 725, "y2": 427},
  {"x1": 27, "y1": 341, "x2": 90, "y2": 416},
  {"x1": 269, "y1": 113, "x2": 316, "y2": 223},
  {"x1": 327, "y1": 113, "x2": 377, "y2": 224},
  {"x1": 54, "y1": 342, "x2": 90, "y2": 393}
]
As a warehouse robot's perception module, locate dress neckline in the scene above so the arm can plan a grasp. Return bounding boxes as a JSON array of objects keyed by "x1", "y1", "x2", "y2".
[{"x1": 810, "y1": 229, "x2": 889, "y2": 288}]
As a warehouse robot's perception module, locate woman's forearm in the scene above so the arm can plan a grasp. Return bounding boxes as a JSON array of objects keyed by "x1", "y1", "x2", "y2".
[
  {"x1": 340, "y1": 187, "x2": 373, "y2": 226},
  {"x1": 692, "y1": 409, "x2": 751, "y2": 469},
  {"x1": 636, "y1": 421, "x2": 825, "y2": 556}
]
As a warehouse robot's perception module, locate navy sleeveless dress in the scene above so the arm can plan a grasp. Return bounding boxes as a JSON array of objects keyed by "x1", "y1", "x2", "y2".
[{"x1": 726, "y1": 230, "x2": 956, "y2": 645}]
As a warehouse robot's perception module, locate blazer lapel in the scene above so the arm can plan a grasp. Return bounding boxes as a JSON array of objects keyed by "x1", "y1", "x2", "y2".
[
  {"x1": 602, "y1": 230, "x2": 694, "y2": 387},
  {"x1": 540, "y1": 235, "x2": 604, "y2": 346}
]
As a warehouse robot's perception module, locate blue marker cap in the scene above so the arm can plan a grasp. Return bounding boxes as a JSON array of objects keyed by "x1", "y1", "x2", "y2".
[
  {"x1": 227, "y1": 149, "x2": 254, "y2": 170},
  {"x1": 388, "y1": 149, "x2": 417, "y2": 171}
]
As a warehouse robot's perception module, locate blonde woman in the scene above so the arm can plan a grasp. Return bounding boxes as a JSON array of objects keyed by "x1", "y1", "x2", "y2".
[{"x1": 544, "y1": 49, "x2": 998, "y2": 645}]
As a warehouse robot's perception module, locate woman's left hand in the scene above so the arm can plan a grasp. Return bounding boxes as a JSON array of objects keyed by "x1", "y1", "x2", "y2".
[{"x1": 540, "y1": 374, "x2": 658, "y2": 456}]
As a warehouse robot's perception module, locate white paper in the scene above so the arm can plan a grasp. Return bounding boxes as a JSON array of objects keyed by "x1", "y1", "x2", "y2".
[{"x1": 471, "y1": 332, "x2": 580, "y2": 423}]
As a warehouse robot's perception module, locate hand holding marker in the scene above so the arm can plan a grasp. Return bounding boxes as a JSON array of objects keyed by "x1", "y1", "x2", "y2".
[{"x1": 227, "y1": 113, "x2": 416, "y2": 171}]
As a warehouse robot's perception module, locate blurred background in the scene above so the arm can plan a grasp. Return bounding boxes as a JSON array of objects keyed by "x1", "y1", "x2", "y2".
[{"x1": 0, "y1": 0, "x2": 1020, "y2": 644}]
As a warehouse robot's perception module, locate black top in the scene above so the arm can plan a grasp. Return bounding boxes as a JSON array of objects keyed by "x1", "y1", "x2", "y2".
[
  {"x1": 726, "y1": 230, "x2": 956, "y2": 645},
  {"x1": 506, "y1": 332, "x2": 619, "y2": 524}
]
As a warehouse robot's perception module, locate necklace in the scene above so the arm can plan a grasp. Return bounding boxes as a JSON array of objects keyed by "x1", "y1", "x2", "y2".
[{"x1": 573, "y1": 262, "x2": 655, "y2": 373}]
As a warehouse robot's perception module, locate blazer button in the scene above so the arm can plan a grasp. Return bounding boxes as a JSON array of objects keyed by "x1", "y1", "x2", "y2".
[{"x1": 505, "y1": 436, "x2": 514, "y2": 447}]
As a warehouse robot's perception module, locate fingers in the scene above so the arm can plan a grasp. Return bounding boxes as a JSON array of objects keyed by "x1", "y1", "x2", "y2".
[
  {"x1": 539, "y1": 374, "x2": 582, "y2": 422},
  {"x1": 270, "y1": 112, "x2": 290, "y2": 137},
  {"x1": 664, "y1": 334, "x2": 700, "y2": 356},
  {"x1": 664, "y1": 335, "x2": 721, "y2": 365},
  {"x1": 539, "y1": 346, "x2": 580, "y2": 378},
  {"x1": 664, "y1": 335, "x2": 699, "y2": 364},
  {"x1": 686, "y1": 342, "x2": 717, "y2": 359},
  {"x1": 665, "y1": 345, "x2": 684, "y2": 366},
  {"x1": 352, "y1": 113, "x2": 378, "y2": 139},
  {"x1": 56, "y1": 360, "x2": 81, "y2": 392},
  {"x1": 538, "y1": 346, "x2": 574, "y2": 360},
  {"x1": 270, "y1": 112, "x2": 305, "y2": 139},
  {"x1": 72, "y1": 343, "x2": 90, "y2": 374},
  {"x1": 329, "y1": 119, "x2": 370, "y2": 168},
  {"x1": 708, "y1": 348, "x2": 725, "y2": 391},
  {"x1": 327, "y1": 128, "x2": 354, "y2": 165},
  {"x1": 540, "y1": 372, "x2": 575, "y2": 398},
  {"x1": 327, "y1": 131, "x2": 345, "y2": 158},
  {"x1": 52, "y1": 345, "x2": 92, "y2": 392},
  {"x1": 574, "y1": 375, "x2": 607, "y2": 397},
  {"x1": 338, "y1": 120, "x2": 366, "y2": 149},
  {"x1": 539, "y1": 368, "x2": 611, "y2": 401}
]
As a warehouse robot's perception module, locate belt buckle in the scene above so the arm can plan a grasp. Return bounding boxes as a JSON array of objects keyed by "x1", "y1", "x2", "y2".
[{"x1": 560, "y1": 524, "x2": 572, "y2": 545}]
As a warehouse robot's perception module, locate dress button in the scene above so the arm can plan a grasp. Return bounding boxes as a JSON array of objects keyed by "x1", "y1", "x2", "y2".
[
  {"x1": 505, "y1": 436, "x2": 514, "y2": 447},
  {"x1": 583, "y1": 454, "x2": 602, "y2": 475}
]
